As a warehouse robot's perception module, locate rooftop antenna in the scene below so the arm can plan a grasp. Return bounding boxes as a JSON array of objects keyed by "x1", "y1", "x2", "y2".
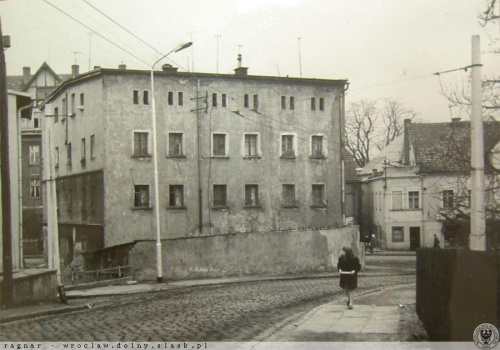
[
  {"x1": 298, "y1": 37, "x2": 303, "y2": 78},
  {"x1": 215, "y1": 34, "x2": 221, "y2": 74},
  {"x1": 72, "y1": 51, "x2": 81, "y2": 65},
  {"x1": 88, "y1": 33, "x2": 93, "y2": 71},
  {"x1": 276, "y1": 64, "x2": 281, "y2": 77}
]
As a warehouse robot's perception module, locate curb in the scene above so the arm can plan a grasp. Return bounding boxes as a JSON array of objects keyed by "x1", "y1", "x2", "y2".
[{"x1": 0, "y1": 304, "x2": 91, "y2": 325}]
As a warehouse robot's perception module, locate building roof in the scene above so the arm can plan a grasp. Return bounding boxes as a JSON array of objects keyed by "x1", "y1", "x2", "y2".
[
  {"x1": 6, "y1": 62, "x2": 71, "y2": 92},
  {"x1": 43, "y1": 67, "x2": 349, "y2": 107},
  {"x1": 344, "y1": 151, "x2": 360, "y2": 182},
  {"x1": 408, "y1": 120, "x2": 500, "y2": 174}
]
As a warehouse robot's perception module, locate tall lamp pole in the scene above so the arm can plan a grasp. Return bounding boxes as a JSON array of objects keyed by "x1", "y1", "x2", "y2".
[{"x1": 150, "y1": 42, "x2": 192, "y2": 283}]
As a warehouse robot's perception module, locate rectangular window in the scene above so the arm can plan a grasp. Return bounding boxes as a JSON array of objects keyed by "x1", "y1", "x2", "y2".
[
  {"x1": 62, "y1": 97, "x2": 67, "y2": 116},
  {"x1": 392, "y1": 226, "x2": 404, "y2": 242},
  {"x1": 245, "y1": 184, "x2": 259, "y2": 207},
  {"x1": 81, "y1": 138, "x2": 86, "y2": 162},
  {"x1": 71, "y1": 93, "x2": 76, "y2": 115},
  {"x1": 213, "y1": 185, "x2": 227, "y2": 206},
  {"x1": 67, "y1": 189, "x2": 73, "y2": 211},
  {"x1": 168, "y1": 133, "x2": 183, "y2": 156},
  {"x1": 222, "y1": 94, "x2": 227, "y2": 107},
  {"x1": 290, "y1": 96, "x2": 295, "y2": 110},
  {"x1": 143, "y1": 91, "x2": 149, "y2": 105},
  {"x1": 178, "y1": 92, "x2": 183, "y2": 106},
  {"x1": 443, "y1": 190, "x2": 454, "y2": 209},
  {"x1": 281, "y1": 96, "x2": 286, "y2": 110},
  {"x1": 81, "y1": 187, "x2": 87, "y2": 220},
  {"x1": 133, "y1": 90, "x2": 139, "y2": 104},
  {"x1": 392, "y1": 191, "x2": 403, "y2": 210},
  {"x1": 282, "y1": 184, "x2": 296, "y2": 207},
  {"x1": 134, "y1": 185, "x2": 150, "y2": 208},
  {"x1": 168, "y1": 91, "x2": 174, "y2": 106},
  {"x1": 311, "y1": 97, "x2": 316, "y2": 111},
  {"x1": 244, "y1": 94, "x2": 249, "y2": 108},
  {"x1": 212, "y1": 133, "x2": 226, "y2": 156},
  {"x1": 319, "y1": 97, "x2": 325, "y2": 111},
  {"x1": 33, "y1": 118, "x2": 40, "y2": 128},
  {"x1": 408, "y1": 191, "x2": 419, "y2": 209},
  {"x1": 30, "y1": 179, "x2": 40, "y2": 198},
  {"x1": 312, "y1": 184, "x2": 326, "y2": 207},
  {"x1": 311, "y1": 136, "x2": 324, "y2": 157},
  {"x1": 467, "y1": 189, "x2": 471, "y2": 208},
  {"x1": 90, "y1": 185, "x2": 96, "y2": 211},
  {"x1": 36, "y1": 89, "x2": 46, "y2": 101},
  {"x1": 80, "y1": 93, "x2": 84, "y2": 106},
  {"x1": 29, "y1": 144, "x2": 40, "y2": 164},
  {"x1": 212, "y1": 93, "x2": 218, "y2": 107},
  {"x1": 54, "y1": 107, "x2": 59, "y2": 123},
  {"x1": 55, "y1": 147, "x2": 59, "y2": 168},
  {"x1": 244, "y1": 134, "x2": 258, "y2": 157},
  {"x1": 67, "y1": 143, "x2": 72, "y2": 167},
  {"x1": 169, "y1": 185, "x2": 185, "y2": 207},
  {"x1": 90, "y1": 135, "x2": 95, "y2": 159},
  {"x1": 253, "y1": 95, "x2": 259, "y2": 109},
  {"x1": 134, "y1": 132, "x2": 149, "y2": 157},
  {"x1": 281, "y1": 135, "x2": 295, "y2": 158}
]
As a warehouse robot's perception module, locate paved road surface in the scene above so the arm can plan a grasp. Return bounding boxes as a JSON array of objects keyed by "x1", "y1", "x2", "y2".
[{"x1": 0, "y1": 273, "x2": 415, "y2": 341}]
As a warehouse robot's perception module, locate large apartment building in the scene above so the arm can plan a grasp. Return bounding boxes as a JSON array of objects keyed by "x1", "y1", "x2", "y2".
[{"x1": 42, "y1": 61, "x2": 350, "y2": 276}]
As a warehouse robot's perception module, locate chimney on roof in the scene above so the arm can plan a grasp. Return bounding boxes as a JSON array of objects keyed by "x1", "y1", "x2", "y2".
[
  {"x1": 234, "y1": 54, "x2": 248, "y2": 76},
  {"x1": 452, "y1": 117, "x2": 461, "y2": 123},
  {"x1": 22, "y1": 67, "x2": 31, "y2": 84},
  {"x1": 72, "y1": 64, "x2": 80, "y2": 77},
  {"x1": 118, "y1": 64, "x2": 127, "y2": 70},
  {"x1": 161, "y1": 64, "x2": 178, "y2": 74},
  {"x1": 403, "y1": 118, "x2": 411, "y2": 165}
]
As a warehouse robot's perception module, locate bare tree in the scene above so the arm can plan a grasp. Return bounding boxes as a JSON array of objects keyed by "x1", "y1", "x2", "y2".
[
  {"x1": 479, "y1": 0, "x2": 499, "y2": 27},
  {"x1": 345, "y1": 100, "x2": 378, "y2": 167},
  {"x1": 378, "y1": 98, "x2": 417, "y2": 150}
]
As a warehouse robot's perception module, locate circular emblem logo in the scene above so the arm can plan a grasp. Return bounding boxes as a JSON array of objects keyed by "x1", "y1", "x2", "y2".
[{"x1": 473, "y1": 323, "x2": 500, "y2": 349}]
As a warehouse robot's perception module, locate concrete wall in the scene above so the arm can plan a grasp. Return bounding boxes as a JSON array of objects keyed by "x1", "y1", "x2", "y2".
[
  {"x1": 0, "y1": 270, "x2": 58, "y2": 305},
  {"x1": 129, "y1": 226, "x2": 361, "y2": 281}
]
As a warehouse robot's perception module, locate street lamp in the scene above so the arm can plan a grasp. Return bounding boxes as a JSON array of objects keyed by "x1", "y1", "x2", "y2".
[{"x1": 150, "y1": 41, "x2": 192, "y2": 283}]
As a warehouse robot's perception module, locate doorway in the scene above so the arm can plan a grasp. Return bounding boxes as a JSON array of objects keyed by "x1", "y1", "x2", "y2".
[{"x1": 410, "y1": 227, "x2": 421, "y2": 250}]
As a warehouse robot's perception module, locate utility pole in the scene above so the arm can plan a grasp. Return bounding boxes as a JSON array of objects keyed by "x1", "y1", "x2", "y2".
[
  {"x1": 0, "y1": 16, "x2": 14, "y2": 307},
  {"x1": 470, "y1": 35, "x2": 486, "y2": 251},
  {"x1": 215, "y1": 35, "x2": 221, "y2": 74},
  {"x1": 298, "y1": 37, "x2": 303, "y2": 78}
]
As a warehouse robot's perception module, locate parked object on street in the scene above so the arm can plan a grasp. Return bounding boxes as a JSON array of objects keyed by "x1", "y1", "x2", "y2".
[{"x1": 337, "y1": 247, "x2": 361, "y2": 309}]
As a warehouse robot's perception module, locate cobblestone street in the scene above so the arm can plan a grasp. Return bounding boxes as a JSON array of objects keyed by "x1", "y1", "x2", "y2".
[{"x1": 0, "y1": 273, "x2": 415, "y2": 341}]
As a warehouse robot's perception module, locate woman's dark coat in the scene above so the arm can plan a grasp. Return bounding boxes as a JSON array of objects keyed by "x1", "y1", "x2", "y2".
[{"x1": 337, "y1": 255, "x2": 361, "y2": 290}]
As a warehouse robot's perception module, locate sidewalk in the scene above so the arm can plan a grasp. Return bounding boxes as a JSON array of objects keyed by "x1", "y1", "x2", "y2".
[
  {"x1": 0, "y1": 269, "x2": 417, "y2": 328},
  {"x1": 259, "y1": 283, "x2": 428, "y2": 342}
]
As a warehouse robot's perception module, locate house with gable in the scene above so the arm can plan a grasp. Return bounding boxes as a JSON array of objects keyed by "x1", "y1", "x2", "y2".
[
  {"x1": 7, "y1": 62, "x2": 74, "y2": 258},
  {"x1": 358, "y1": 118, "x2": 500, "y2": 250}
]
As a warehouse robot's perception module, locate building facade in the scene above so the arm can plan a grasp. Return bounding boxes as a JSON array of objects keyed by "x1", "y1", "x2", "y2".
[
  {"x1": 359, "y1": 119, "x2": 500, "y2": 250},
  {"x1": 42, "y1": 63, "x2": 350, "y2": 272},
  {"x1": 7, "y1": 63, "x2": 73, "y2": 257}
]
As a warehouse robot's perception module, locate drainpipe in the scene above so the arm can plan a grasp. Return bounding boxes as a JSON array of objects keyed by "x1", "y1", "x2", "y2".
[
  {"x1": 196, "y1": 79, "x2": 203, "y2": 233},
  {"x1": 339, "y1": 82, "x2": 349, "y2": 226}
]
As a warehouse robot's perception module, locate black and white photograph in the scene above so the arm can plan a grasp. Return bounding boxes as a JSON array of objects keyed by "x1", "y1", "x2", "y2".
[{"x1": 0, "y1": 0, "x2": 499, "y2": 348}]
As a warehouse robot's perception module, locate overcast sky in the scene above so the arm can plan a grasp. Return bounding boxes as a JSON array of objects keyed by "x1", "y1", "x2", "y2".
[{"x1": 1, "y1": 0, "x2": 499, "y2": 122}]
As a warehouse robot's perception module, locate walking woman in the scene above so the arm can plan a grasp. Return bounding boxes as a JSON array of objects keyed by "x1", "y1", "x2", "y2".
[{"x1": 338, "y1": 247, "x2": 361, "y2": 309}]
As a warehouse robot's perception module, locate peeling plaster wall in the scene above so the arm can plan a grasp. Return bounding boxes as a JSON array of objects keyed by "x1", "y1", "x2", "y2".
[{"x1": 129, "y1": 226, "x2": 361, "y2": 281}]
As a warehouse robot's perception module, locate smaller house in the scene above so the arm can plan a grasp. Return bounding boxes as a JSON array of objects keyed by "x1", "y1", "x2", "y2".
[{"x1": 359, "y1": 118, "x2": 500, "y2": 250}]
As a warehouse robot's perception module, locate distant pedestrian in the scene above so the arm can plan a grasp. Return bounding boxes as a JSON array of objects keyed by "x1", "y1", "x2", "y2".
[
  {"x1": 433, "y1": 234, "x2": 441, "y2": 249},
  {"x1": 370, "y1": 233, "x2": 377, "y2": 251},
  {"x1": 365, "y1": 235, "x2": 373, "y2": 253},
  {"x1": 338, "y1": 247, "x2": 361, "y2": 309}
]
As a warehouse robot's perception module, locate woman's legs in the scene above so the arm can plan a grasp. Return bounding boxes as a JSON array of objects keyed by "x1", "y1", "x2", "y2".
[{"x1": 346, "y1": 289, "x2": 354, "y2": 309}]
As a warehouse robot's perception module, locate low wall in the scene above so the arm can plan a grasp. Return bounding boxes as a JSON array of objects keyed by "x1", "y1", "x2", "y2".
[
  {"x1": 416, "y1": 248, "x2": 500, "y2": 341},
  {"x1": 0, "y1": 269, "x2": 58, "y2": 305},
  {"x1": 130, "y1": 226, "x2": 361, "y2": 281}
]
